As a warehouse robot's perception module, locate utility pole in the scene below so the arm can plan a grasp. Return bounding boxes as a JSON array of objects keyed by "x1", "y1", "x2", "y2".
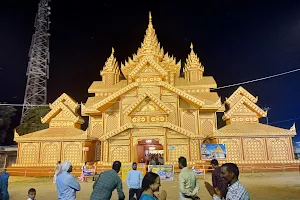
[
  {"x1": 263, "y1": 106, "x2": 271, "y2": 125},
  {"x1": 21, "y1": 0, "x2": 51, "y2": 123}
]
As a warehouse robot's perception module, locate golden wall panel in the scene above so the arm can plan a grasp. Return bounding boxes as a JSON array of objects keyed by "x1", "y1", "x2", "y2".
[
  {"x1": 19, "y1": 143, "x2": 39, "y2": 164},
  {"x1": 105, "y1": 112, "x2": 119, "y2": 132},
  {"x1": 95, "y1": 141, "x2": 101, "y2": 161},
  {"x1": 167, "y1": 130, "x2": 187, "y2": 139},
  {"x1": 41, "y1": 142, "x2": 61, "y2": 164},
  {"x1": 168, "y1": 138, "x2": 189, "y2": 144},
  {"x1": 201, "y1": 119, "x2": 214, "y2": 137},
  {"x1": 182, "y1": 111, "x2": 197, "y2": 134},
  {"x1": 190, "y1": 140, "x2": 200, "y2": 161},
  {"x1": 267, "y1": 138, "x2": 290, "y2": 160},
  {"x1": 161, "y1": 95, "x2": 177, "y2": 102},
  {"x1": 110, "y1": 146, "x2": 129, "y2": 163},
  {"x1": 110, "y1": 139, "x2": 130, "y2": 146},
  {"x1": 62, "y1": 142, "x2": 82, "y2": 164},
  {"x1": 111, "y1": 131, "x2": 130, "y2": 139},
  {"x1": 166, "y1": 103, "x2": 177, "y2": 125},
  {"x1": 219, "y1": 138, "x2": 242, "y2": 160},
  {"x1": 91, "y1": 122, "x2": 103, "y2": 138},
  {"x1": 103, "y1": 141, "x2": 109, "y2": 162},
  {"x1": 242, "y1": 138, "x2": 266, "y2": 161},
  {"x1": 168, "y1": 145, "x2": 188, "y2": 162}
]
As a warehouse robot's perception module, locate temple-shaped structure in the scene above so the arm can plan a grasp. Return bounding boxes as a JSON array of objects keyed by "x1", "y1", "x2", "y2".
[{"x1": 12, "y1": 12, "x2": 298, "y2": 169}]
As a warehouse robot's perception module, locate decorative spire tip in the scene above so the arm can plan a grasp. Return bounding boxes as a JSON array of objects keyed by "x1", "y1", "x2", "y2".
[
  {"x1": 149, "y1": 11, "x2": 152, "y2": 23},
  {"x1": 112, "y1": 47, "x2": 115, "y2": 54},
  {"x1": 190, "y1": 43, "x2": 193, "y2": 50}
]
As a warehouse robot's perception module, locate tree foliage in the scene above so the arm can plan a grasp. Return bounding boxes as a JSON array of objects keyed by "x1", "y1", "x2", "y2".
[
  {"x1": 16, "y1": 106, "x2": 50, "y2": 136},
  {"x1": 0, "y1": 105, "x2": 17, "y2": 144}
]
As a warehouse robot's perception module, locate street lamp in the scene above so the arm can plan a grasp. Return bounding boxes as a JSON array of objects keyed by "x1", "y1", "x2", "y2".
[{"x1": 263, "y1": 107, "x2": 271, "y2": 125}]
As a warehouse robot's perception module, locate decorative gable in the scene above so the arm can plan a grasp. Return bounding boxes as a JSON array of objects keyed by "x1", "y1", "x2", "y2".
[
  {"x1": 225, "y1": 86, "x2": 258, "y2": 107},
  {"x1": 223, "y1": 89, "x2": 267, "y2": 124},
  {"x1": 41, "y1": 93, "x2": 84, "y2": 128},
  {"x1": 124, "y1": 91, "x2": 171, "y2": 116},
  {"x1": 129, "y1": 56, "x2": 168, "y2": 79}
]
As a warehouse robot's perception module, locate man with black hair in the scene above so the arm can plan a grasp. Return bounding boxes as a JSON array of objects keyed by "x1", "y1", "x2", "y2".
[
  {"x1": 205, "y1": 159, "x2": 228, "y2": 198},
  {"x1": 178, "y1": 156, "x2": 200, "y2": 200},
  {"x1": 205, "y1": 163, "x2": 249, "y2": 200},
  {"x1": 90, "y1": 161, "x2": 125, "y2": 200},
  {"x1": 126, "y1": 162, "x2": 142, "y2": 200}
]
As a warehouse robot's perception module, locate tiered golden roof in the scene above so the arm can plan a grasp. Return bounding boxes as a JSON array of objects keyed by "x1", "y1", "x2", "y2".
[
  {"x1": 184, "y1": 43, "x2": 204, "y2": 71},
  {"x1": 101, "y1": 47, "x2": 120, "y2": 75}
]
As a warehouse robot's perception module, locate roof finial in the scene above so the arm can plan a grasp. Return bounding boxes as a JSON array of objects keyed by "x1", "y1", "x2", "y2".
[
  {"x1": 149, "y1": 11, "x2": 152, "y2": 23},
  {"x1": 190, "y1": 43, "x2": 193, "y2": 50},
  {"x1": 112, "y1": 47, "x2": 115, "y2": 54}
]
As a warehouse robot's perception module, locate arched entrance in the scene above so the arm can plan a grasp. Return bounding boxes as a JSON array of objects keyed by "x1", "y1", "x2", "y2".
[{"x1": 136, "y1": 139, "x2": 164, "y2": 164}]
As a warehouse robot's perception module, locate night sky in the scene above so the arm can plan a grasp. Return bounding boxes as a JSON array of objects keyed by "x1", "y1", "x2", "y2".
[{"x1": 0, "y1": 0, "x2": 300, "y2": 144}]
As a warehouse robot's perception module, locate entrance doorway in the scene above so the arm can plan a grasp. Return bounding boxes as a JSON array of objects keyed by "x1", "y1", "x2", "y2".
[{"x1": 136, "y1": 139, "x2": 164, "y2": 165}]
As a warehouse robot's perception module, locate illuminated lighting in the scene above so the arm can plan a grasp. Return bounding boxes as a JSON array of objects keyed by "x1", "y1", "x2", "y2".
[
  {"x1": 146, "y1": 140, "x2": 152, "y2": 144},
  {"x1": 149, "y1": 147, "x2": 156, "y2": 150}
]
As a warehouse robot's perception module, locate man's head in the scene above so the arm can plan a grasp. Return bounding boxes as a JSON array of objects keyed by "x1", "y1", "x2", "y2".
[
  {"x1": 28, "y1": 188, "x2": 36, "y2": 199},
  {"x1": 220, "y1": 163, "x2": 239, "y2": 183},
  {"x1": 210, "y1": 159, "x2": 219, "y2": 169},
  {"x1": 178, "y1": 156, "x2": 187, "y2": 169},
  {"x1": 61, "y1": 161, "x2": 72, "y2": 173},
  {"x1": 57, "y1": 161, "x2": 61, "y2": 165},
  {"x1": 132, "y1": 162, "x2": 137, "y2": 170},
  {"x1": 112, "y1": 161, "x2": 122, "y2": 173}
]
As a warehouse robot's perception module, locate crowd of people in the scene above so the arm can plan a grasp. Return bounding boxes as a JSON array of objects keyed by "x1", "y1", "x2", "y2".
[
  {"x1": 141, "y1": 154, "x2": 164, "y2": 165},
  {"x1": 50, "y1": 157, "x2": 249, "y2": 200},
  {"x1": 0, "y1": 156, "x2": 249, "y2": 199}
]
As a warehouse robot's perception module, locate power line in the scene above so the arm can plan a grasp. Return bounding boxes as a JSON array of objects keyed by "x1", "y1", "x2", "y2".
[
  {"x1": 269, "y1": 117, "x2": 300, "y2": 125},
  {"x1": 0, "y1": 104, "x2": 48, "y2": 107},
  {"x1": 212, "y1": 68, "x2": 300, "y2": 90}
]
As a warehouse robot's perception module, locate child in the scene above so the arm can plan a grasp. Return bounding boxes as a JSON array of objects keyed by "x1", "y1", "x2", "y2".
[{"x1": 27, "y1": 188, "x2": 36, "y2": 200}]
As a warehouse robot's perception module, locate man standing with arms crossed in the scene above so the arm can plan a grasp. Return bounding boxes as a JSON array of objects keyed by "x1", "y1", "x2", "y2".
[
  {"x1": 126, "y1": 162, "x2": 142, "y2": 200},
  {"x1": 178, "y1": 156, "x2": 200, "y2": 200}
]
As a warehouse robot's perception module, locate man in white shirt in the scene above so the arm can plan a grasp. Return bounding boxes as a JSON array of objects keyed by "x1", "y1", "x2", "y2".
[
  {"x1": 178, "y1": 156, "x2": 200, "y2": 200},
  {"x1": 126, "y1": 162, "x2": 142, "y2": 200},
  {"x1": 205, "y1": 163, "x2": 250, "y2": 200}
]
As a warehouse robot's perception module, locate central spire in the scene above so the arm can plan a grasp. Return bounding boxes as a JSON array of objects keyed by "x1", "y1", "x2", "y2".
[{"x1": 138, "y1": 11, "x2": 162, "y2": 59}]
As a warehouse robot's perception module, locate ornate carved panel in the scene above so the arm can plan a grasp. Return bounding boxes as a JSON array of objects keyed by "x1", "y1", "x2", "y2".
[
  {"x1": 267, "y1": 138, "x2": 290, "y2": 160},
  {"x1": 161, "y1": 95, "x2": 177, "y2": 102},
  {"x1": 91, "y1": 122, "x2": 103, "y2": 138},
  {"x1": 219, "y1": 138, "x2": 242, "y2": 160},
  {"x1": 110, "y1": 139, "x2": 130, "y2": 145},
  {"x1": 62, "y1": 142, "x2": 82, "y2": 164},
  {"x1": 131, "y1": 116, "x2": 166, "y2": 123},
  {"x1": 105, "y1": 112, "x2": 118, "y2": 132},
  {"x1": 103, "y1": 141, "x2": 109, "y2": 162},
  {"x1": 95, "y1": 141, "x2": 101, "y2": 161},
  {"x1": 243, "y1": 138, "x2": 266, "y2": 161},
  {"x1": 19, "y1": 143, "x2": 39, "y2": 164},
  {"x1": 190, "y1": 140, "x2": 200, "y2": 161},
  {"x1": 168, "y1": 145, "x2": 188, "y2": 162},
  {"x1": 167, "y1": 130, "x2": 187, "y2": 139},
  {"x1": 166, "y1": 103, "x2": 177, "y2": 125},
  {"x1": 182, "y1": 111, "x2": 197, "y2": 134},
  {"x1": 168, "y1": 139, "x2": 189, "y2": 144},
  {"x1": 110, "y1": 146, "x2": 129, "y2": 163},
  {"x1": 41, "y1": 142, "x2": 61, "y2": 164},
  {"x1": 201, "y1": 119, "x2": 214, "y2": 137}
]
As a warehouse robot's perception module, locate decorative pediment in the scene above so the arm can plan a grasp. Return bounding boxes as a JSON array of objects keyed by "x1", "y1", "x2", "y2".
[
  {"x1": 124, "y1": 91, "x2": 171, "y2": 116},
  {"x1": 49, "y1": 93, "x2": 79, "y2": 112},
  {"x1": 128, "y1": 56, "x2": 168, "y2": 78},
  {"x1": 222, "y1": 96, "x2": 267, "y2": 121},
  {"x1": 93, "y1": 82, "x2": 139, "y2": 111},
  {"x1": 225, "y1": 86, "x2": 258, "y2": 107},
  {"x1": 42, "y1": 101, "x2": 84, "y2": 125}
]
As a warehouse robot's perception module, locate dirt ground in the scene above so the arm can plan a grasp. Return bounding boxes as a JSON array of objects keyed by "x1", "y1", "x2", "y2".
[{"x1": 8, "y1": 172, "x2": 300, "y2": 200}]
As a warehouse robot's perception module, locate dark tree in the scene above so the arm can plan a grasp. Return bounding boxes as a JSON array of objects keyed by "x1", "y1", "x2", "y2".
[
  {"x1": 0, "y1": 104, "x2": 17, "y2": 144},
  {"x1": 16, "y1": 106, "x2": 50, "y2": 136}
]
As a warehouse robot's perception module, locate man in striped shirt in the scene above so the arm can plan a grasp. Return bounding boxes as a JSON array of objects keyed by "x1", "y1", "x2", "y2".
[{"x1": 206, "y1": 163, "x2": 250, "y2": 200}]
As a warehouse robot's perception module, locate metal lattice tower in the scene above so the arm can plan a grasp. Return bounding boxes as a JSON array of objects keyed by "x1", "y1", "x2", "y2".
[{"x1": 21, "y1": 0, "x2": 51, "y2": 123}]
